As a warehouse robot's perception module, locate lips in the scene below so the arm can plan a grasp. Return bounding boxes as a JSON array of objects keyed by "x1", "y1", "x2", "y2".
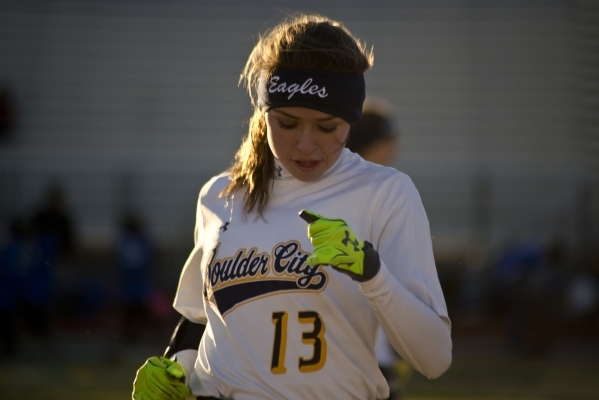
[{"x1": 294, "y1": 159, "x2": 321, "y2": 171}]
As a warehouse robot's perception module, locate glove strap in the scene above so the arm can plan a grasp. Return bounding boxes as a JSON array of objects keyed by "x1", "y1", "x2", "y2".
[{"x1": 359, "y1": 241, "x2": 381, "y2": 282}]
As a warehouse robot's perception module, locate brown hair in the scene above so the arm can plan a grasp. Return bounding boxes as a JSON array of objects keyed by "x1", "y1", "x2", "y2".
[{"x1": 221, "y1": 14, "x2": 373, "y2": 218}]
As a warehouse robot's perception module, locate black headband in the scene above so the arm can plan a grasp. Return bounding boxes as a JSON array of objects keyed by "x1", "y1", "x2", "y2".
[{"x1": 257, "y1": 68, "x2": 366, "y2": 125}]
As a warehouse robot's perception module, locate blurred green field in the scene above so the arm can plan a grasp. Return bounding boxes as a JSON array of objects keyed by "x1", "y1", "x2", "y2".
[{"x1": 1, "y1": 336, "x2": 598, "y2": 400}]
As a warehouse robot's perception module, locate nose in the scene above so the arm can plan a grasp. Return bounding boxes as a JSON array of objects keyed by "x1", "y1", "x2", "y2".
[{"x1": 296, "y1": 126, "x2": 317, "y2": 153}]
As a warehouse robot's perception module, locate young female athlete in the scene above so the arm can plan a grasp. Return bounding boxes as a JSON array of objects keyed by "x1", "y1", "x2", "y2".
[{"x1": 132, "y1": 14, "x2": 452, "y2": 400}]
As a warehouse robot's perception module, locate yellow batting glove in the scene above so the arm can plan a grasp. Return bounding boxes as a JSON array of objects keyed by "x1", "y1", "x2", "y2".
[
  {"x1": 132, "y1": 356, "x2": 191, "y2": 400},
  {"x1": 299, "y1": 209, "x2": 380, "y2": 282}
]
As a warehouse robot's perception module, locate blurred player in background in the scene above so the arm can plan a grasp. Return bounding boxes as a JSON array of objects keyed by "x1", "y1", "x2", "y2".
[
  {"x1": 133, "y1": 14, "x2": 451, "y2": 400},
  {"x1": 23, "y1": 185, "x2": 74, "y2": 340},
  {"x1": 0, "y1": 219, "x2": 26, "y2": 357},
  {"x1": 346, "y1": 98, "x2": 399, "y2": 167},
  {"x1": 116, "y1": 214, "x2": 156, "y2": 342}
]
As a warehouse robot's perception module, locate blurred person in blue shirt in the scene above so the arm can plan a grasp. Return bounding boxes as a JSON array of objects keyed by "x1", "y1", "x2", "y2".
[
  {"x1": 0, "y1": 219, "x2": 27, "y2": 357},
  {"x1": 490, "y1": 240, "x2": 551, "y2": 355},
  {"x1": 116, "y1": 214, "x2": 156, "y2": 342},
  {"x1": 22, "y1": 184, "x2": 74, "y2": 340}
]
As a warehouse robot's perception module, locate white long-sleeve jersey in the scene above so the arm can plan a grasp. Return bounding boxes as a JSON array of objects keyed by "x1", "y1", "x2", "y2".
[{"x1": 173, "y1": 149, "x2": 451, "y2": 400}]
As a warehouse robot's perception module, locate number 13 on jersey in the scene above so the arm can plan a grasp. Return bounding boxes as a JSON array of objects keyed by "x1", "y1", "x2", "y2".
[{"x1": 271, "y1": 311, "x2": 327, "y2": 374}]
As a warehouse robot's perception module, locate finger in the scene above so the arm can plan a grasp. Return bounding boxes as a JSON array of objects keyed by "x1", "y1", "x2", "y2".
[
  {"x1": 159, "y1": 357, "x2": 185, "y2": 380},
  {"x1": 144, "y1": 373, "x2": 174, "y2": 398},
  {"x1": 307, "y1": 246, "x2": 344, "y2": 266},
  {"x1": 158, "y1": 356, "x2": 174, "y2": 366},
  {"x1": 132, "y1": 373, "x2": 149, "y2": 399},
  {"x1": 166, "y1": 365, "x2": 184, "y2": 379},
  {"x1": 330, "y1": 257, "x2": 359, "y2": 270},
  {"x1": 308, "y1": 255, "x2": 358, "y2": 272},
  {"x1": 309, "y1": 220, "x2": 336, "y2": 241},
  {"x1": 133, "y1": 393, "x2": 153, "y2": 400},
  {"x1": 158, "y1": 375, "x2": 190, "y2": 398},
  {"x1": 146, "y1": 368, "x2": 186, "y2": 398},
  {"x1": 299, "y1": 209, "x2": 320, "y2": 224},
  {"x1": 311, "y1": 222, "x2": 356, "y2": 247},
  {"x1": 309, "y1": 218, "x2": 349, "y2": 238},
  {"x1": 306, "y1": 253, "x2": 328, "y2": 267},
  {"x1": 147, "y1": 356, "x2": 168, "y2": 369}
]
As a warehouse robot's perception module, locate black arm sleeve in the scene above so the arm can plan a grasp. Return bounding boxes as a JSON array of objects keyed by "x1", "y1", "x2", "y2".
[{"x1": 164, "y1": 314, "x2": 206, "y2": 358}]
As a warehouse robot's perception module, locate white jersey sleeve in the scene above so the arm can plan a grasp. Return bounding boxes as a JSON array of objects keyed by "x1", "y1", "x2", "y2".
[
  {"x1": 173, "y1": 183, "x2": 210, "y2": 325},
  {"x1": 359, "y1": 173, "x2": 452, "y2": 378}
]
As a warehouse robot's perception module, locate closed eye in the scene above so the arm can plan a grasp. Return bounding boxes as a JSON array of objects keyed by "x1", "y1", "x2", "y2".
[
  {"x1": 277, "y1": 119, "x2": 297, "y2": 130},
  {"x1": 318, "y1": 125, "x2": 337, "y2": 133}
]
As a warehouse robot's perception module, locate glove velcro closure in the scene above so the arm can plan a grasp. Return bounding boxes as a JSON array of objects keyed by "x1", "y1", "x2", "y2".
[
  {"x1": 330, "y1": 240, "x2": 380, "y2": 282},
  {"x1": 358, "y1": 241, "x2": 381, "y2": 282}
]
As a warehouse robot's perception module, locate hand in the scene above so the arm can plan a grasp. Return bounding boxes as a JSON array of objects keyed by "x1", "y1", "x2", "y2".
[
  {"x1": 133, "y1": 356, "x2": 191, "y2": 400},
  {"x1": 299, "y1": 209, "x2": 380, "y2": 282}
]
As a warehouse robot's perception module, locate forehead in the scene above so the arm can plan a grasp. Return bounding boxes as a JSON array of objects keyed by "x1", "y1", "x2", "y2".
[{"x1": 269, "y1": 107, "x2": 340, "y2": 121}]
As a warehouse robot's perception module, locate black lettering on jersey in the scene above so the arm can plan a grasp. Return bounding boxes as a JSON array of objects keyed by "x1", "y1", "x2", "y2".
[
  {"x1": 205, "y1": 241, "x2": 328, "y2": 316},
  {"x1": 273, "y1": 242, "x2": 326, "y2": 289},
  {"x1": 208, "y1": 245, "x2": 269, "y2": 287}
]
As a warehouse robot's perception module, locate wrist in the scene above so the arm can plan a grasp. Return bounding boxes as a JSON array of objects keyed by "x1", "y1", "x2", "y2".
[{"x1": 172, "y1": 349, "x2": 198, "y2": 386}]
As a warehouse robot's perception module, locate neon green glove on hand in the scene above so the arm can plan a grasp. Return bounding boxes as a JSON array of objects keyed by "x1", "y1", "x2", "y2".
[
  {"x1": 299, "y1": 209, "x2": 380, "y2": 282},
  {"x1": 132, "y1": 356, "x2": 191, "y2": 400}
]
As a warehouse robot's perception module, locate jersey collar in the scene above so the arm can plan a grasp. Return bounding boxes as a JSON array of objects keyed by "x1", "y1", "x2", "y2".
[
  {"x1": 271, "y1": 149, "x2": 354, "y2": 191},
  {"x1": 273, "y1": 158, "x2": 294, "y2": 181}
]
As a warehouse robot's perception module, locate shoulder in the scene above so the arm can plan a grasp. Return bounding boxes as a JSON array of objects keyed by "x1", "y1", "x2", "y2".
[
  {"x1": 193, "y1": 172, "x2": 233, "y2": 235},
  {"x1": 338, "y1": 153, "x2": 425, "y2": 223},
  {"x1": 198, "y1": 171, "x2": 232, "y2": 200},
  {"x1": 342, "y1": 150, "x2": 417, "y2": 195}
]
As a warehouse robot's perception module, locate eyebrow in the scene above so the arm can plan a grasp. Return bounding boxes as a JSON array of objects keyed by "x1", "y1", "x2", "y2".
[{"x1": 272, "y1": 109, "x2": 338, "y2": 122}]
